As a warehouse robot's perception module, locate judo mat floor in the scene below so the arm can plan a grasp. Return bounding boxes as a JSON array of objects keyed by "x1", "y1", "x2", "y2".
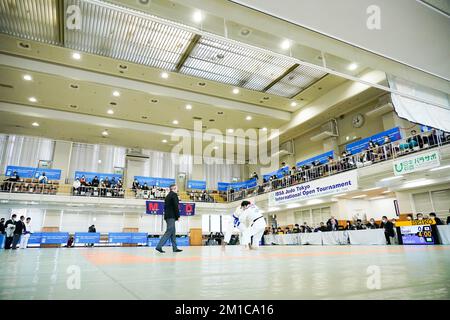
[{"x1": 0, "y1": 245, "x2": 449, "y2": 300}]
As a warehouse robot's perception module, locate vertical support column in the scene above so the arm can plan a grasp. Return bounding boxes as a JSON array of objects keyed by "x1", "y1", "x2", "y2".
[
  {"x1": 323, "y1": 136, "x2": 339, "y2": 156},
  {"x1": 52, "y1": 141, "x2": 73, "y2": 183}
]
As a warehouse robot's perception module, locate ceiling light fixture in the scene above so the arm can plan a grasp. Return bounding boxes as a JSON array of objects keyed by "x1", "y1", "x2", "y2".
[
  {"x1": 23, "y1": 75, "x2": 32, "y2": 81},
  {"x1": 348, "y1": 63, "x2": 358, "y2": 71},
  {"x1": 227, "y1": 129, "x2": 234, "y2": 133},
  {"x1": 193, "y1": 10, "x2": 203, "y2": 23},
  {"x1": 430, "y1": 164, "x2": 450, "y2": 172},
  {"x1": 280, "y1": 39, "x2": 291, "y2": 50},
  {"x1": 232, "y1": 88, "x2": 240, "y2": 94},
  {"x1": 112, "y1": 91, "x2": 120, "y2": 97},
  {"x1": 246, "y1": 115, "x2": 252, "y2": 121},
  {"x1": 262, "y1": 127, "x2": 267, "y2": 131},
  {"x1": 161, "y1": 72, "x2": 169, "y2": 79},
  {"x1": 290, "y1": 101, "x2": 297, "y2": 107},
  {"x1": 351, "y1": 194, "x2": 367, "y2": 199},
  {"x1": 107, "y1": 109, "x2": 114, "y2": 115},
  {"x1": 31, "y1": 122, "x2": 39, "y2": 127},
  {"x1": 28, "y1": 97, "x2": 37, "y2": 103},
  {"x1": 102, "y1": 130, "x2": 109, "y2": 136},
  {"x1": 72, "y1": 52, "x2": 81, "y2": 60},
  {"x1": 162, "y1": 139, "x2": 168, "y2": 143},
  {"x1": 172, "y1": 120, "x2": 179, "y2": 125},
  {"x1": 362, "y1": 187, "x2": 381, "y2": 192},
  {"x1": 185, "y1": 104, "x2": 192, "y2": 110},
  {"x1": 380, "y1": 176, "x2": 403, "y2": 182}
]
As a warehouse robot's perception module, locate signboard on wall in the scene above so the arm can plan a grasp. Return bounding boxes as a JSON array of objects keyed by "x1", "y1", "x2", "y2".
[
  {"x1": 218, "y1": 182, "x2": 230, "y2": 192},
  {"x1": 393, "y1": 150, "x2": 440, "y2": 175},
  {"x1": 5, "y1": 166, "x2": 38, "y2": 178},
  {"x1": 34, "y1": 168, "x2": 62, "y2": 180},
  {"x1": 345, "y1": 127, "x2": 401, "y2": 154},
  {"x1": 134, "y1": 176, "x2": 176, "y2": 187},
  {"x1": 146, "y1": 201, "x2": 196, "y2": 216},
  {"x1": 262, "y1": 166, "x2": 290, "y2": 180},
  {"x1": 268, "y1": 171, "x2": 358, "y2": 206},
  {"x1": 187, "y1": 180, "x2": 207, "y2": 190}
]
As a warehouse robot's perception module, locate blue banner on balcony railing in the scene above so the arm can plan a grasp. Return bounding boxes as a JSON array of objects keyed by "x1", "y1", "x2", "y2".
[
  {"x1": 74, "y1": 232, "x2": 101, "y2": 244},
  {"x1": 134, "y1": 176, "x2": 176, "y2": 188},
  {"x1": 229, "y1": 178, "x2": 258, "y2": 191},
  {"x1": 218, "y1": 182, "x2": 230, "y2": 191},
  {"x1": 345, "y1": 127, "x2": 402, "y2": 154},
  {"x1": 187, "y1": 180, "x2": 207, "y2": 190},
  {"x1": 74, "y1": 171, "x2": 122, "y2": 183},
  {"x1": 5, "y1": 166, "x2": 62, "y2": 180},
  {"x1": 263, "y1": 166, "x2": 290, "y2": 180},
  {"x1": 146, "y1": 200, "x2": 196, "y2": 216},
  {"x1": 296, "y1": 151, "x2": 334, "y2": 167}
]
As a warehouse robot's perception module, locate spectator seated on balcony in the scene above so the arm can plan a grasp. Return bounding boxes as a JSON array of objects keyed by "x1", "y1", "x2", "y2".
[
  {"x1": 72, "y1": 178, "x2": 81, "y2": 194},
  {"x1": 37, "y1": 172, "x2": 48, "y2": 184},
  {"x1": 132, "y1": 179, "x2": 140, "y2": 192},
  {"x1": 91, "y1": 176, "x2": 100, "y2": 187},
  {"x1": 407, "y1": 130, "x2": 424, "y2": 150}
]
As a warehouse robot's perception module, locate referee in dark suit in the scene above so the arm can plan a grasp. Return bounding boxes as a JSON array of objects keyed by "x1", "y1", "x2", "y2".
[{"x1": 155, "y1": 184, "x2": 182, "y2": 253}]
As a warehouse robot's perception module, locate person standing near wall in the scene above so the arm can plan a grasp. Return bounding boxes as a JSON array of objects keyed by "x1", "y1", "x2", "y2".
[
  {"x1": 4, "y1": 214, "x2": 16, "y2": 249},
  {"x1": 12, "y1": 215, "x2": 25, "y2": 250},
  {"x1": 20, "y1": 217, "x2": 32, "y2": 249},
  {"x1": 155, "y1": 184, "x2": 183, "y2": 254},
  {"x1": 0, "y1": 218, "x2": 5, "y2": 235}
]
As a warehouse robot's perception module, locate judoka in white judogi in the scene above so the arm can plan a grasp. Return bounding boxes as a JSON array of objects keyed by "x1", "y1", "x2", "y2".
[{"x1": 238, "y1": 201, "x2": 266, "y2": 249}]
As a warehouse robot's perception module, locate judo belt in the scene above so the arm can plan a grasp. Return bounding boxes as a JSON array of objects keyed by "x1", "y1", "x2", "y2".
[{"x1": 251, "y1": 216, "x2": 264, "y2": 227}]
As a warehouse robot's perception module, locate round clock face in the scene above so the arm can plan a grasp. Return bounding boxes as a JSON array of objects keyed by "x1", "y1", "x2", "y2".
[{"x1": 352, "y1": 114, "x2": 365, "y2": 128}]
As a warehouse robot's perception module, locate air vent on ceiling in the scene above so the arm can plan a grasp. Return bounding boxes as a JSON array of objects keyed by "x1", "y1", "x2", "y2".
[
  {"x1": 310, "y1": 119, "x2": 339, "y2": 142},
  {"x1": 366, "y1": 96, "x2": 394, "y2": 118},
  {"x1": 126, "y1": 148, "x2": 149, "y2": 161},
  {"x1": 193, "y1": 116, "x2": 203, "y2": 120}
]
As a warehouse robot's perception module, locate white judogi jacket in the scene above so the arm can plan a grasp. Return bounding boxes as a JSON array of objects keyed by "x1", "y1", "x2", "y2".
[
  {"x1": 223, "y1": 206, "x2": 246, "y2": 243},
  {"x1": 238, "y1": 203, "x2": 263, "y2": 227}
]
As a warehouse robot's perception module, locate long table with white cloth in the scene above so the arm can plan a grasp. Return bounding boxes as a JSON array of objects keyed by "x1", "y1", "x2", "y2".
[{"x1": 264, "y1": 229, "x2": 387, "y2": 245}]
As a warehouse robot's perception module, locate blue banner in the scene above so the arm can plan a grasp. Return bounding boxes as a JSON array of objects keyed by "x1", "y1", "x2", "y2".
[
  {"x1": 296, "y1": 151, "x2": 334, "y2": 167},
  {"x1": 134, "y1": 176, "x2": 175, "y2": 188},
  {"x1": 130, "y1": 233, "x2": 148, "y2": 244},
  {"x1": 0, "y1": 234, "x2": 4, "y2": 249},
  {"x1": 147, "y1": 236, "x2": 190, "y2": 247},
  {"x1": 228, "y1": 178, "x2": 257, "y2": 191},
  {"x1": 28, "y1": 233, "x2": 43, "y2": 244},
  {"x1": 40, "y1": 232, "x2": 69, "y2": 244},
  {"x1": 74, "y1": 232, "x2": 100, "y2": 244},
  {"x1": 218, "y1": 182, "x2": 230, "y2": 191},
  {"x1": 74, "y1": 171, "x2": 122, "y2": 183},
  {"x1": 263, "y1": 166, "x2": 290, "y2": 180},
  {"x1": 345, "y1": 127, "x2": 402, "y2": 154},
  {"x1": 146, "y1": 201, "x2": 196, "y2": 216},
  {"x1": 108, "y1": 233, "x2": 132, "y2": 243},
  {"x1": 33, "y1": 168, "x2": 61, "y2": 180},
  {"x1": 5, "y1": 166, "x2": 37, "y2": 178},
  {"x1": 187, "y1": 180, "x2": 207, "y2": 190}
]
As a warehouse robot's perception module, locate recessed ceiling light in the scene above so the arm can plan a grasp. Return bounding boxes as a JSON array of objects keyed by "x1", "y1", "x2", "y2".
[
  {"x1": 227, "y1": 129, "x2": 234, "y2": 133},
  {"x1": 193, "y1": 10, "x2": 203, "y2": 23},
  {"x1": 172, "y1": 120, "x2": 179, "y2": 125},
  {"x1": 107, "y1": 109, "x2": 114, "y2": 115},
  {"x1": 362, "y1": 187, "x2": 381, "y2": 192},
  {"x1": 380, "y1": 176, "x2": 403, "y2": 182},
  {"x1": 351, "y1": 194, "x2": 367, "y2": 199},
  {"x1": 23, "y1": 75, "x2": 32, "y2": 81},
  {"x1": 348, "y1": 63, "x2": 358, "y2": 71},
  {"x1": 185, "y1": 104, "x2": 192, "y2": 110},
  {"x1": 102, "y1": 130, "x2": 109, "y2": 136},
  {"x1": 98, "y1": 160, "x2": 102, "y2": 164},
  {"x1": 72, "y1": 52, "x2": 81, "y2": 60},
  {"x1": 290, "y1": 101, "x2": 297, "y2": 107},
  {"x1": 28, "y1": 97, "x2": 37, "y2": 103},
  {"x1": 246, "y1": 115, "x2": 252, "y2": 121},
  {"x1": 262, "y1": 127, "x2": 267, "y2": 131},
  {"x1": 162, "y1": 139, "x2": 168, "y2": 143},
  {"x1": 112, "y1": 91, "x2": 120, "y2": 97},
  {"x1": 213, "y1": 146, "x2": 219, "y2": 150},
  {"x1": 161, "y1": 72, "x2": 169, "y2": 79},
  {"x1": 31, "y1": 122, "x2": 39, "y2": 127},
  {"x1": 280, "y1": 39, "x2": 291, "y2": 50},
  {"x1": 232, "y1": 88, "x2": 240, "y2": 94}
]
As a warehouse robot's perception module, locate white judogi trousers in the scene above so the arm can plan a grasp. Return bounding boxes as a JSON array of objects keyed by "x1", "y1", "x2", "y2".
[{"x1": 241, "y1": 217, "x2": 266, "y2": 247}]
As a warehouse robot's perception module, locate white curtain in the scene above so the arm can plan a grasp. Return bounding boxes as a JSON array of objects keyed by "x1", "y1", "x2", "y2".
[
  {"x1": 0, "y1": 134, "x2": 54, "y2": 173},
  {"x1": 387, "y1": 74, "x2": 450, "y2": 132},
  {"x1": 68, "y1": 143, "x2": 126, "y2": 179},
  {"x1": 202, "y1": 157, "x2": 242, "y2": 189},
  {"x1": 141, "y1": 149, "x2": 192, "y2": 178}
]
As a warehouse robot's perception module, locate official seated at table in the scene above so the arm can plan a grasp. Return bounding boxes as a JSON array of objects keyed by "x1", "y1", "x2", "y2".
[
  {"x1": 292, "y1": 224, "x2": 301, "y2": 233},
  {"x1": 416, "y1": 213, "x2": 424, "y2": 220},
  {"x1": 366, "y1": 218, "x2": 379, "y2": 229},
  {"x1": 326, "y1": 217, "x2": 339, "y2": 231},
  {"x1": 355, "y1": 219, "x2": 367, "y2": 230},
  {"x1": 344, "y1": 220, "x2": 355, "y2": 230}
]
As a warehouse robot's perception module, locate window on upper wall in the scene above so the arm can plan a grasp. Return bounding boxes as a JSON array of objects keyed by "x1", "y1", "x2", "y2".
[
  {"x1": 412, "y1": 192, "x2": 433, "y2": 215},
  {"x1": 0, "y1": 134, "x2": 54, "y2": 173},
  {"x1": 430, "y1": 189, "x2": 450, "y2": 219}
]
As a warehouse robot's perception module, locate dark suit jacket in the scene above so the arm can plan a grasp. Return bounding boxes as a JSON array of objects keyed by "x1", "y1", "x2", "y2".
[
  {"x1": 164, "y1": 191, "x2": 180, "y2": 220},
  {"x1": 381, "y1": 221, "x2": 395, "y2": 237},
  {"x1": 14, "y1": 220, "x2": 25, "y2": 235}
]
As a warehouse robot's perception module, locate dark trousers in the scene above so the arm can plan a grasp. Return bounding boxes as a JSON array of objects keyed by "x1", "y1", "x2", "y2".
[
  {"x1": 12, "y1": 234, "x2": 21, "y2": 249},
  {"x1": 5, "y1": 236, "x2": 13, "y2": 249},
  {"x1": 156, "y1": 218, "x2": 178, "y2": 251}
]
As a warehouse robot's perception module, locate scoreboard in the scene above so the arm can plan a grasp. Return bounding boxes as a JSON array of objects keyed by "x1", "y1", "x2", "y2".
[{"x1": 396, "y1": 219, "x2": 436, "y2": 245}]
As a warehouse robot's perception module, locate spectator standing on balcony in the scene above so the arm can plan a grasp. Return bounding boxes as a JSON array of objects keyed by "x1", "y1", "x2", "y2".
[
  {"x1": 12, "y1": 215, "x2": 25, "y2": 250},
  {"x1": 38, "y1": 172, "x2": 48, "y2": 184},
  {"x1": 72, "y1": 178, "x2": 81, "y2": 195},
  {"x1": 380, "y1": 216, "x2": 395, "y2": 245},
  {"x1": 252, "y1": 171, "x2": 259, "y2": 181},
  {"x1": 155, "y1": 184, "x2": 182, "y2": 254}
]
